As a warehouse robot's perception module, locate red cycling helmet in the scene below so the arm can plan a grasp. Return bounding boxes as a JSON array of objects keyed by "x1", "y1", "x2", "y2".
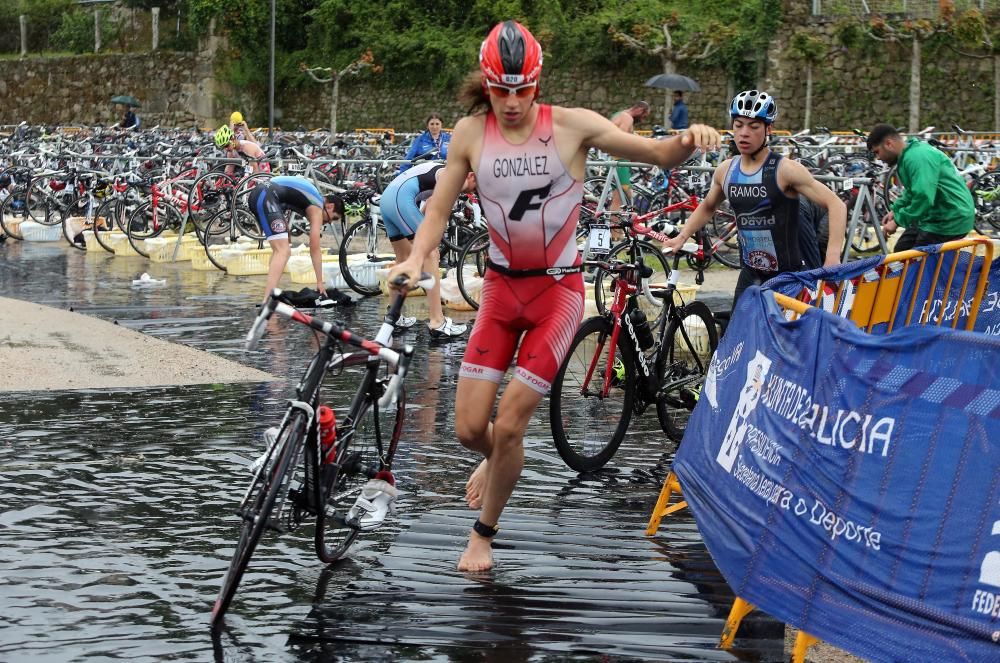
[{"x1": 479, "y1": 20, "x2": 543, "y2": 87}]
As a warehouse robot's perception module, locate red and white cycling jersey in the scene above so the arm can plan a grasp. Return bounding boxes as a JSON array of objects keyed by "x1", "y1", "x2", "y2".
[
  {"x1": 460, "y1": 105, "x2": 585, "y2": 395},
  {"x1": 475, "y1": 104, "x2": 583, "y2": 272}
]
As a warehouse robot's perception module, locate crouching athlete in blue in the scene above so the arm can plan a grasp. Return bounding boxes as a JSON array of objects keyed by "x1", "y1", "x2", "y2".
[
  {"x1": 248, "y1": 176, "x2": 344, "y2": 303},
  {"x1": 380, "y1": 162, "x2": 475, "y2": 337}
]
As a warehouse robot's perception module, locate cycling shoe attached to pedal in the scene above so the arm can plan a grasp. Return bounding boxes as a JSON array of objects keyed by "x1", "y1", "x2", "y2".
[{"x1": 344, "y1": 471, "x2": 398, "y2": 531}]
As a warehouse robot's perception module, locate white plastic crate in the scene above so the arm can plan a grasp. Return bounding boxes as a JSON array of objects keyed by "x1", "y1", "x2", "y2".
[
  {"x1": 227, "y1": 248, "x2": 273, "y2": 275},
  {"x1": 20, "y1": 220, "x2": 62, "y2": 242}
]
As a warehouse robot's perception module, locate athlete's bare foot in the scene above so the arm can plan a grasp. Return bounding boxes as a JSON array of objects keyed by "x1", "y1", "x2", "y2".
[
  {"x1": 464, "y1": 458, "x2": 488, "y2": 509},
  {"x1": 457, "y1": 531, "x2": 494, "y2": 572}
]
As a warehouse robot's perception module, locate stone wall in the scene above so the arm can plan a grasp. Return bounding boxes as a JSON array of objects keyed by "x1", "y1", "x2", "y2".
[
  {"x1": 765, "y1": 15, "x2": 997, "y2": 132},
  {"x1": 0, "y1": 51, "x2": 218, "y2": 128},
  {"x1": 278, "y1": 60, "x2": 735, "y2": 134},
  {"x1": 2, "y1": 14, "x2": 996, "y2": 133}
]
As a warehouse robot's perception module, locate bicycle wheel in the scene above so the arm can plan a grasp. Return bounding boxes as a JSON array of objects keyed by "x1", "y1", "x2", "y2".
[
  {"x1": 847, "y1": 193, "x2": 882, "y2": 253},
  {"x1": 338, "y1": 217, "x2": 395, "y2": 297},
  {"x1": 0, "y1": 187, "x2": 28, "y2": 240},
  {"x1": 655, "y1": 301, "x2": 718, "y2": 441},
  {"x1": 972, "y1": 170, "x2": 1000, "y2": 237},
  {"x1": 25, "y1": 176, "x2": 67, "y2": 226},
  {"x1": 593, "y1": 240, "x2": 671, "y2": 327},
  {"x1": 881, "y1": 166, "x2": 902, "y2": 210},
  {"x1": 550, "y1": 316, "x2": 636, "y2": 472},
  {"x1": 233, "y1": 172, "x2": 273, "y2": 213},
  {"x1": 127, "y1": 201, "x2": 182, "y2": 257},
  {"x1": 211, "y1": 412, "x2": 309, "y2": 627},
  {"x1": 60, "y1": 195, "x2": 91, "y2": 250},
  {"x1": 456, "y1": 229, "x2": 489, "y2": 310},
  {"x1": 93, "y1": 197, "x2": 136, "y2": 253},
  {"x1": 188, "y1": 170, "x2": 236, "y2": 228},
  {"x1": 315, "y1": 379, "x2": 404, "y2": 563},
  {"x1": 708, "y1": 206, "x2": 741, "y2": 269}
]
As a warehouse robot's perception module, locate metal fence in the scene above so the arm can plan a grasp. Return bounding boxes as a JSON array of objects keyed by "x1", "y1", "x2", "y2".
[{"x1": 812, "y1": 0, "x2": 999, "y2": 15}]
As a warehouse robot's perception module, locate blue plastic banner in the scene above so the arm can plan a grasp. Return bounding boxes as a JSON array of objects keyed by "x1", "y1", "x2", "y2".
[
  {"x1": 765, "y1": 243, "x2": 1000, "y2": 337},
  {"x1": 674, "y1": 287, "x2": 1000, "y2": 661}
]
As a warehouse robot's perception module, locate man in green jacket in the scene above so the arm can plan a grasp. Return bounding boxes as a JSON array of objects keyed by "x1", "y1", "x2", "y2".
[{"x1": 867, "y1": 123, "x2": 974, "y2": 252}]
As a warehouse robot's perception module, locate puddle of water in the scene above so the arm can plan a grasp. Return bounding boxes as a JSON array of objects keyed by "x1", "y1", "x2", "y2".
[{"x1": 0, "y1": 242, "x2": 780, "y2": 661}]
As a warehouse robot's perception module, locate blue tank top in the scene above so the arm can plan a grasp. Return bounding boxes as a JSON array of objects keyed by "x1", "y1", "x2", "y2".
[
  {"x1": 269, "y1": 176, "x2": 323, "y2": 216},
  {"x1": 724, "y1": 152, "x2": 801, "y2": 274}
]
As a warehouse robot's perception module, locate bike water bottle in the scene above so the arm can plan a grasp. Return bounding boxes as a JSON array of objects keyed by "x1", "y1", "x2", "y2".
[
  {"x1": 628, "y1": 306, "x2": 655, "y2": 350},
  {"x1": 318, "y1": 405, "x2": 337, "y2": 464}
]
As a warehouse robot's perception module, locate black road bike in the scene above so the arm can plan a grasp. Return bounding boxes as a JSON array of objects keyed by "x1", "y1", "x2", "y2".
[
  {"x1": 549, "y1": 222, "x2": 719, "y2": 472},
  {"x1": 210, "y1": 276, "x2": 431, "y2": 627}
]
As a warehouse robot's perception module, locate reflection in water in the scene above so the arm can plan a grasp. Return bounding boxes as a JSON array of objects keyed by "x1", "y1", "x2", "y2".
[{"x1": 0, "y1": 243, "x2": 779, "y2": 661}]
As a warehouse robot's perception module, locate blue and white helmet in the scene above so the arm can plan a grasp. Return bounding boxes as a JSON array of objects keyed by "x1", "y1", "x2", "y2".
[{"x1": 730, "y1": 90, "x2": 777, "y2": 124}]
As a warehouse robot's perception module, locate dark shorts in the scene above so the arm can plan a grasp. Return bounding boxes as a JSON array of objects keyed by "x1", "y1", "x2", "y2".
[{"x1": 248, "y1": 185, "x2": 289, "y2": 239}]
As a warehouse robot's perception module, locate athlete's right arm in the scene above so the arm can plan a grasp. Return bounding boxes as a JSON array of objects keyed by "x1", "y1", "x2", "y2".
[
  {"x1": 386, "y1": 117, "x2": 478, "y2": 290},
  {"x1": 662, "y1": 162, "x2": 728, "y2": 253}
]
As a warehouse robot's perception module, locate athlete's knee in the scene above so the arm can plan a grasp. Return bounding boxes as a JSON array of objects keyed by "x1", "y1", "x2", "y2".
[
  {"x1": 491, "y1": 418, "x2": 526, "y2": 453},
  {"x1": 455, "y1": 414, "x2": 490, "y2": 452}
]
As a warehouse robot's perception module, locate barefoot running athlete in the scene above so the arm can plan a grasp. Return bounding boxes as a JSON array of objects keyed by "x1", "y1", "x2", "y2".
[
  {"x1": 248, "y1": 176, "x2": 343, "y2": 303},
  {"x1": 387, "y1": 20, "x2": 721, "y2": 572}
]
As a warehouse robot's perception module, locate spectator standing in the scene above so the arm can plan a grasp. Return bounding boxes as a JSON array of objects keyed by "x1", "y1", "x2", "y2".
[
  {"x1": 399, "y1": 113, "x2": 451, "y2": 173},
  {"x1": 670, "y1": 91, "x2": 689, "y2": 130}
]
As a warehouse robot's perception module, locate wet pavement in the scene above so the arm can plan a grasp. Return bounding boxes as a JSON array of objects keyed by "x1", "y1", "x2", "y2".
[{"x1": 0, "y1": 241, "x2": 779, "y2": 661}]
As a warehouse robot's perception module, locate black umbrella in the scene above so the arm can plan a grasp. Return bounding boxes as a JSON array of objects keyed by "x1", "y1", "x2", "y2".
[{"x1": 644, "y1": 74, "x2": 700, "y2": 91}]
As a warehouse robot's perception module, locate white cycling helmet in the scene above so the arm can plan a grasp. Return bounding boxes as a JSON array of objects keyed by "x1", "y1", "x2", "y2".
[{"x1": 730, "y1": 90, "x2": 777, "y2": 124}]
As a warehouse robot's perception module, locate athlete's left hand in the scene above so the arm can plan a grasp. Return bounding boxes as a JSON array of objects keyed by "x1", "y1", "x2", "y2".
[{"x1": 680, "y1": 124, "x2": 722, "y2": 153}]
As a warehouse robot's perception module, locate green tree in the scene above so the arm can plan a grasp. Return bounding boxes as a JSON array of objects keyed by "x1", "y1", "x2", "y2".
[{"x1": 787, "y1": 31, "x2": 828, "y2": 131}]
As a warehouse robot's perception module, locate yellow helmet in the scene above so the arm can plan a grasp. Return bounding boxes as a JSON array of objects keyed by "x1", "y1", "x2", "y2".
[{"x1": 230, "y1": 111, "x2": 244, "y2": 124}]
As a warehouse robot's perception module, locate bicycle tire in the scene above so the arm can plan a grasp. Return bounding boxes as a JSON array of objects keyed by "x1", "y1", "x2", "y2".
[
  {"x1": 708, "y1": 207, "x2": 741, "y2": 269},
  {"x1": 550, "y1": 316, "x2": 636, "y2": 472},
  {"x1": 60, "y1": 195, "x2": 90, "y2": 250},
  {"x1": 315, "y1": 378, "x2": 405, "y2": 563},
  {"x1": 456, "y1": 229, "x2": 489, "y2": 310},
  {"x1": 338, "y1": 217, "x2": 395, "y2": 297},
  {"x1": 881, "y1": 166, "x2": 902, "y2": 210},
  {"x1": 211, "y1": 412, "x2": 309, "y2": 627},
  {"x1": 655, "y1": 301, "x2": 718, "y2": 441},
  {"x1": 0, "y1": 187, "x2": 28, "y2": 240},
  {"x1": 126, "y1": 201, "x2": 183, "y2": 257},
  {"x1": 93, "y1": 197, "x2": 139, "y2": 253},
  {"x1": 25, "y1": 175, "x2": 66, "y2": 226},
  {"x1": 188, "y1": 170, "x2": 236, "y2": 228},
  {"x1": 593, "y1": 240, "x2": 671, "y2": 328},
  {"x1": 847, "y1": 192, "x2": 882, "y2": 253},
  {"x1": 972, "y1": 170, "x2": 1000, "y2": 237}
]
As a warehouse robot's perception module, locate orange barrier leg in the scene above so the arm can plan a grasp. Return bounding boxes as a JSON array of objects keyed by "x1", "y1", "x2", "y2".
[
  {"x1": 719, "y1": 597, "x2": 755, "y2": 649},
  {"x1": 646, "y1": 470, "x2": 688, "y2": 535},
  {"x1": 791, "y1": 631, "x2": 820, "y2": 663}
]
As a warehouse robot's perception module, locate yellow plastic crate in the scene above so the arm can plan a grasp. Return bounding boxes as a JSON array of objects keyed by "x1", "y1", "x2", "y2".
[
  {"x1": 191, "y1": 244, "x2": 227, "y2": 271},
  {"x1": 3, "y1": 218, "x2": 22, "y2": 237},
  {"x1": 146, "y1": 235, "x2": 201, "y2": 263},
  {"x1": 112, "y1": 232, "x2": 143, "y2": 257},
  {"x1": 227, "y1": 248, "x2": 274, "y2": 275},
  {"x1": 289, "y1": 254, "x2": 339, "y2": 284},
  {"x1": 82, "y1": 229, "x2": 106, "y2": 253}
]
